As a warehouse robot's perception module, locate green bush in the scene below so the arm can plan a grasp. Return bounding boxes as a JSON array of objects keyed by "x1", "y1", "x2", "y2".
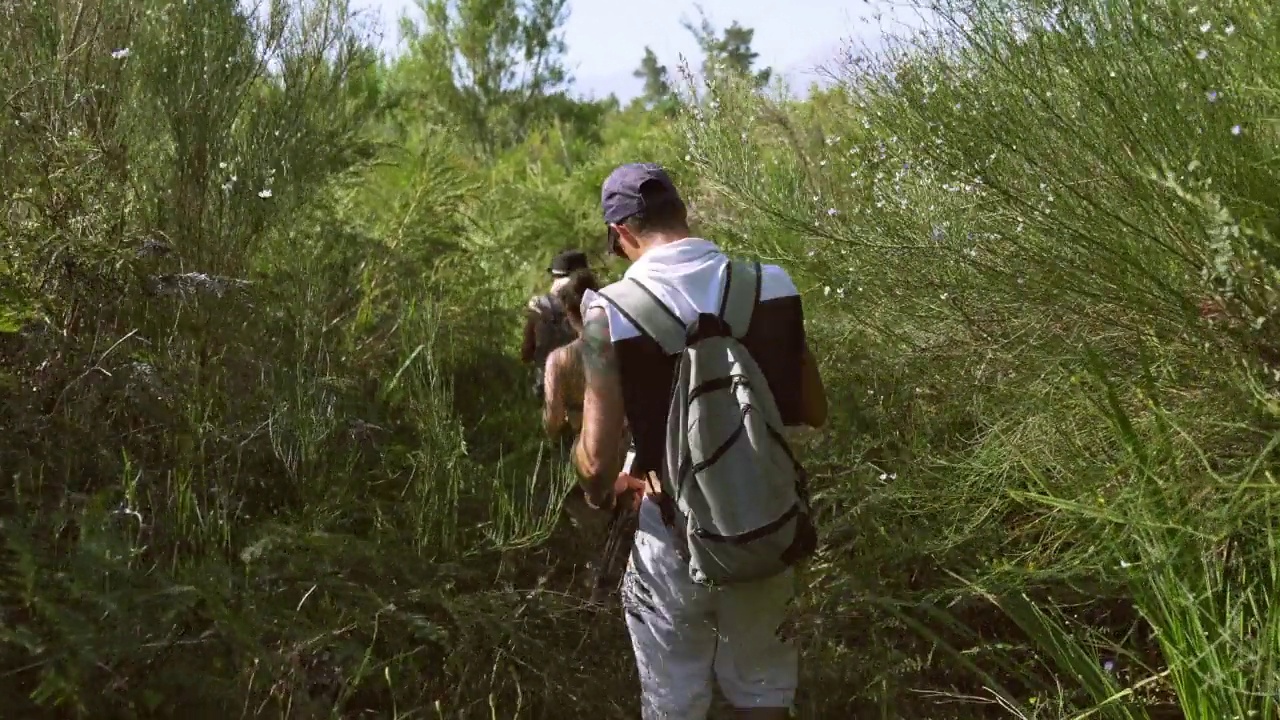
[
  {"x1": 4, "y1": 0, "x2": 1279, "y2": 716},
  {"x1": 680, "y1": 0, "x2": 1280, "y2": 715},
  {"x1": 0, "y1": 0, "x2": 606, "y2": 715}
]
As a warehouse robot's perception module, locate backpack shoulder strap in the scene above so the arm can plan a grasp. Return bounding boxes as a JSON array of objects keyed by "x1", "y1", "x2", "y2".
[
  {"x1": 596, "y1": 278, "x2": 687, "y2": 356},
  {"x1": 718, "y1": 259, "x2": 762, "y2": 338}
]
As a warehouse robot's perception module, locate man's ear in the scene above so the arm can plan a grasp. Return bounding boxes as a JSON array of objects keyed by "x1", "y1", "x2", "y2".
[{"x1": 614, "y1": 221, "x2": 638, "y2": 250}]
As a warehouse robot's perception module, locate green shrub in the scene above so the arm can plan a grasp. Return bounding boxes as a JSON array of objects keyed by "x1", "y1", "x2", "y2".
[
  {"x1": 679, "y1": 0, "x2": 1280, "y2": 715},
  {"x1": 6, "y1": 0, "x2": 1280, "y2": 716},
  {"x1": 0, "y1": 0, "x2": 599, "y2": 715}
]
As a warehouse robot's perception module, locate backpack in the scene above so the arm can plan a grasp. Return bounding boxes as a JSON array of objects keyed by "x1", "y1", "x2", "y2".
[
  {"x1": 529, "y1": 293, "x2": 577, "y2": 398},
  {"x1": 597, "y1": 259, "x2": 817, "y2": 587},
  {"x1": 531, "y1": 293, "x2": 577, "y2": 363}
]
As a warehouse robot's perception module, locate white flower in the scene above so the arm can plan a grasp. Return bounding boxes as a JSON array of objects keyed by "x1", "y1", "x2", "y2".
[
  {"x1": 257, "y1": 189, "x2": 272, "y2": 199},
  {"x1": 1231, "y1": 124, "x2": 1242, "y2": 135},
  {"x1": 111, "y1": 48, "x2": 130, "y2": 60}
]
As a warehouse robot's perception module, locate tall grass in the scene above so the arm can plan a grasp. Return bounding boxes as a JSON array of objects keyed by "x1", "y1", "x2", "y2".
[
  {"x1": 0, "y1": 0, "x2": 623, "y2": 715},
  {"x1": 681, "y1": 0, "x2": 1280, "y2": 715},
  {"x1": 6, "y1": 0, "x2": 1280, "y2": 715}
]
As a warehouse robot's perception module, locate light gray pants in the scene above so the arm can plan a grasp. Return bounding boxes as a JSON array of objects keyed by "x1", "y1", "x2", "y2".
[{"x1": 620, "y1": 498, "x2": 799, "y2": 719}]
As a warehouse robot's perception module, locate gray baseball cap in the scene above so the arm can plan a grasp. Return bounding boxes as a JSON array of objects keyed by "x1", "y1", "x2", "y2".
[{"x1": 600, "y1": 162, "x2": 682, "y2": 224}]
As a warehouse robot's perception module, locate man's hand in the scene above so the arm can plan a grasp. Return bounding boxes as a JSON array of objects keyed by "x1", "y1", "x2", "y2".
[
  {"x1": 573, "y1": 305, "x2": 627, "y2": 501},
  {"x1": 585, "y1": 472, "x2": 646, "y2": 511}
]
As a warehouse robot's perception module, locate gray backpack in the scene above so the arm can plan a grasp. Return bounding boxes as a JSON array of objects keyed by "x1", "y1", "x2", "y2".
[
  {"x1": 598, "y1": 259, "x2": 816, "y2": 586},
  {"x1": 529, "y1": 293, "x2": 577, "y2": 398},
  {"x1": 531, "y1": 294, "x2": 576, "y2": 364}
]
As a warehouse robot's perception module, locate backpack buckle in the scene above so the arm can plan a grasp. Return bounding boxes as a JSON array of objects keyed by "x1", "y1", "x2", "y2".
[
  {"x1": 640, "y1": 472, "x2": 679, "y2": 529},
  {"x1": 684, "y1": 312, "x2": 735, "y2": 344}
]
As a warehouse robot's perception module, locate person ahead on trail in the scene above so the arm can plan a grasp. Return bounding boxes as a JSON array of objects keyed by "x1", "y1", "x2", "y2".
[
  {"x1": 522, "y1": 250, "x2": 589, "y2": 399},
  {"x1": 571, "y1": 163, "x2": 828, "y2": 719},
  {"x1": 541, "y1": 268, "x2": 600, "y2": 439},
  {"x1": 542, "y1": 267, "x2": 640, "y2": 565}
]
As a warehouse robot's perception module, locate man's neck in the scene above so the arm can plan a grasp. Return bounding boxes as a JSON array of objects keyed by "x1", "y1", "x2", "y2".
[{"x1": 636, "y1": 230, "x2": 691, "y2": 256}]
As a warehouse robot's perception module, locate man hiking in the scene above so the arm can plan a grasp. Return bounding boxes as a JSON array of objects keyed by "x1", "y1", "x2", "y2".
[
  {"x1": 521, "y1": 249, "x2": 590, "y2": 400},
  {"x1": 540, "y1": 268, "x2": 601, "y2": 440},
  {"x1": 571, "y1": 163, "x2": 828, "y2": 719}
]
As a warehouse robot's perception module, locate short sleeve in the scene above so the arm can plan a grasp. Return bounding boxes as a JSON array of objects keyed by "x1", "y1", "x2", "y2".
[{"x1": 583, "y1": 282, "x2": 642, "y2": 343}]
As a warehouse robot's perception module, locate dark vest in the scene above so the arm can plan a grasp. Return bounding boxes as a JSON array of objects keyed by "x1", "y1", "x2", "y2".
[{"x1": 613, "y1": 291, "x2": 809, "y2": 479}]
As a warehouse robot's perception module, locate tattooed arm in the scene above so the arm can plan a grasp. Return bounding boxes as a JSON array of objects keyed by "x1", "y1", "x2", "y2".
[
  {"x1": 572, "y1": 305, "x2": 627, "y2": 508},
  {"x1": 798, "y1": 345, "x2": 828, "y2": 428}
]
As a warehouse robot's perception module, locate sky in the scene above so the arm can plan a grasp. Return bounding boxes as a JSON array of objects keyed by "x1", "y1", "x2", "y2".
[{"x1": 351, "y1": 0, "x2": 916, "y2": 101}]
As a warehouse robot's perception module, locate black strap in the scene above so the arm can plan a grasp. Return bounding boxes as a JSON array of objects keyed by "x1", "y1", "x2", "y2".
[{"x1": 717, "y1": 261, "x2": 735, "y2": 322}]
